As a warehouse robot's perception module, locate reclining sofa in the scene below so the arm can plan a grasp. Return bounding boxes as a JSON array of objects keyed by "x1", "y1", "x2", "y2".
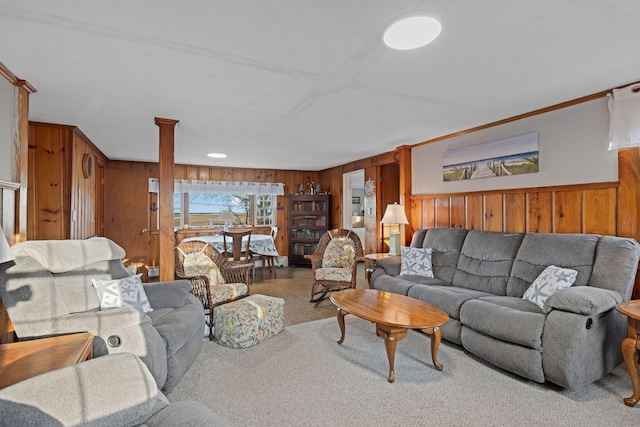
[
  {"x1": 0, "y1": 238, "x2": 204, "y2": 393},
  {"x1": 370, "y1": 228, "x2": 640, "y2": 389}
]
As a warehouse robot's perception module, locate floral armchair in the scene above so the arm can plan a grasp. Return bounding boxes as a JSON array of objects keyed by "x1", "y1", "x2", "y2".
[
  {"x1": 175, "y1": 241, "x2": 252, "y2": 340},
  {"x1": 305, "y1": 229, "x2": 364, "y2": 302}
]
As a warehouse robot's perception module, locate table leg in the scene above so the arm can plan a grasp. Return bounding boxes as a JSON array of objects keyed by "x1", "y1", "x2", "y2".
[
  {"x1": 621, "y1": 336, "x2": 640, "y2": 407},
  {"x1": 422, "y1": 326, "x2": 444, "y2": 371},
  {"x1": 336, "y1": 308, "x2": 347, "y2": 345},
  {"x1": 376, "y1": 324, "x2": 408, "y2": 383}
]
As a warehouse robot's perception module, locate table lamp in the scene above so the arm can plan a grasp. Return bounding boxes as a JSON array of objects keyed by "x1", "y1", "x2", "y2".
[
  {"x1": 0, "y1": 225, "x2": 15, "y2": 264},
  {"x1": 380, "y1": 202, "x2": 409, "y2": 256},
  {"x1": 219, "y1": 210, "x2": 234, "y2": 230}
]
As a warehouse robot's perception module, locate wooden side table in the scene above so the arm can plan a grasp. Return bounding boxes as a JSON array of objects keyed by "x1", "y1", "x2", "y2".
[
  {"x1": 364, "y1": 253, "x2": 397, "y2": 285},
  {"x1": 616, "y1": 300, "x2": 640, "y2": 407},
  {"x1": 0, "y1": 332, "x2": 94, "y2": 389}
]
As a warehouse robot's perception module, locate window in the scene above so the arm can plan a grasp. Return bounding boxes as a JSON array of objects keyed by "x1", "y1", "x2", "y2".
[{"x1": 174, "y1": 193, "x2": 275, "y2": 227}]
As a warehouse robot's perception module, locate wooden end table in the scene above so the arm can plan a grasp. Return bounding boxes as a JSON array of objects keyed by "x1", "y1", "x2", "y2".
[
  {"x1": 330, "y1": 289, "x2": 449, "y2": 383},
  {"x1": 364, "y1": 253, "x2": 397, "y2": 285},
  {"x1": 616, "y1": 300, "x2": 640, "y2": 407},
  {"x1": 0, "y1": 332, "x2": 94, "y2": 390}
]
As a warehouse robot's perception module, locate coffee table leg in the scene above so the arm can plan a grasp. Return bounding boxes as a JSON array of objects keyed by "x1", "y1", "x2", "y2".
[
  {"x1": 336, "y1": 308, "x2": 347, "y2": 345},
  {"x1": 621, "y1": 336, "x2": 640, "y2": 407},
  {"x1": 423, "y1": 326, "x2": 444, "y2": 371},
  {"x1": 383, "y1": 332, "x2": 398, "y2": 383}
]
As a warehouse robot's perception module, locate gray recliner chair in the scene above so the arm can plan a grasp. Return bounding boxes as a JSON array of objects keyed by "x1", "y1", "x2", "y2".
[
  {"x1": 0, "y1": 238, "x2": 204, "y2": 393},
  {"x1": 0, "y1": 352, "x2": 229, "y2": 427}
]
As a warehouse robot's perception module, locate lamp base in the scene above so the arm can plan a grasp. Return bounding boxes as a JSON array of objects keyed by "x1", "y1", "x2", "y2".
[{"x1": 388, "y1": 232, "x2": 401, "y2": 256}]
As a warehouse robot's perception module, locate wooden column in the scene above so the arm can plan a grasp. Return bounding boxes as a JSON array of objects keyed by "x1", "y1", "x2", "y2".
[
  {"x1": 396, "y1": 145, "x2": 412, "y2": 247},
  {"x1": 155, "y1": 118, "x2": 179, "y2": 282},
  {"x1": 15, "y1": 80, "x2": 35, "y2": 244},
  {"x1": 617, "y1": 147, "x2": 640, "y2": 299}
]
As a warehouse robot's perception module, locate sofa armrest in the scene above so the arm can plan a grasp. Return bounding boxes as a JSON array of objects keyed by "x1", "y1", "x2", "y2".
[
  {"x1": 54, "y1": 307, "x2": 149, "y2": 332},
  {"x1": 0, "y1": 353, "x2": 168, "y2": 427},
  {"x1": 376, "y1": 257, "x2": 402, "y2": 276},
  {"x1": 143, "y1": 280, "x2": 193, "y2": 309},
  {"x1": 544, "y1": 286, "x2": 623, "y2": 315}
]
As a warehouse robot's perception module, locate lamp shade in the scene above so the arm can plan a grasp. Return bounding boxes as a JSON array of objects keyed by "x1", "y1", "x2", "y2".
[
  {"x1": 380, "y1": 203, "x2": 409, "y2": 225},
  {"x1": 219, "y1": 210, "x2": 234, "y2": 222},
  {"x1": 0, "y1": 225, "x2": 14, "y2": 264}
]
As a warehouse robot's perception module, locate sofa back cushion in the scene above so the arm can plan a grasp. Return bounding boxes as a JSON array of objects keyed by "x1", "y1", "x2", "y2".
[
  {"x1": 452, "y1": 230, "x2": 524, "y2": 295},
  {"x1": 52, "y1": 259, "x2": 130, "y2": 313},
  {"x1": 421, "y1": 228, "x2": 469, "y2": 282},
  {"x1": 507, "y1": 233, "x2": 598, "y2": 297},
  {"x1": 0, "y1": 256, "x2": 68, "y2": 339},
  {"x1": 590, "y1": 235, "x2": 640, "y2": 300}
]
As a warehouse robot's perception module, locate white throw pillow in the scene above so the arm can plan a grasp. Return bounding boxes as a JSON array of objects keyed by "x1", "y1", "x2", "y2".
[
  {"x1": 400, "y1": 247, "x2": 434, "y2": 277},
  {"x1": 523, "y1": 265, "x2": 577, "y2": 309},
  {"x1": 92, "y1": 274, "x2": 153, "y2": 313}
]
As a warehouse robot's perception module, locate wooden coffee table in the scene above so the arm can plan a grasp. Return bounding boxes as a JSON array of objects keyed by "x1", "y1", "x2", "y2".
[{"x1": 330, "y1": 289, "x2": 449, "y2": 383}]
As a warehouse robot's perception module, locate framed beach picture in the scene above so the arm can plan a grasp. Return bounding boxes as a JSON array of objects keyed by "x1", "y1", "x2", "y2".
[{"x1": 443, "y1": 132, "x2": 539, "y2": 181}]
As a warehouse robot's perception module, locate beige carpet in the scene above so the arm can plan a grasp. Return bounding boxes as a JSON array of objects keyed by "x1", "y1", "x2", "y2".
[
  {"x1": 171, "y1": 315, "x2": 638, "y2": 426},
  {"x1": 172, "y1": 266, "x2": 639, "y2": 426}
]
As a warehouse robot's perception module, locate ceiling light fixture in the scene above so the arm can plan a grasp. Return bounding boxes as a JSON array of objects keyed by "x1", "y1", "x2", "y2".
[
  {"x1": 383, "y1": 14, "x2": 442, "y2": 50},
  {"x1": 207, "y1": 152, "x2": 227, "y2": 159}
]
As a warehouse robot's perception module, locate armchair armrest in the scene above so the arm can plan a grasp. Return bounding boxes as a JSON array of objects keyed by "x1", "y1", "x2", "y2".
[
  {"x1": 304, "y1": 253, "x2": 322, "y2": 270},
  {"x1": 143, "y1": 280, "x2": 193, "y2": 309},
  {"x1": 544, "y1": 286, "x2": 623, "y2": 315},
  {"x1": 220, "y1": 263, "x2": 252, "y2": 286},
  {"x1": 376, "y1": 257, "x2": 402, "y2": 276}
]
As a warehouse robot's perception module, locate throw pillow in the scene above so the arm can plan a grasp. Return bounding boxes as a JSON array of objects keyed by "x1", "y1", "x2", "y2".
[
  {"x1": 400, "y1": 247, "x2": 434, "y2": 277},
  {"x1": 91, "y1": 274, "x2": 153, "y2": 313},
  {"x1": 522, "y1": 265, "x2": 578, "y2": 310}
]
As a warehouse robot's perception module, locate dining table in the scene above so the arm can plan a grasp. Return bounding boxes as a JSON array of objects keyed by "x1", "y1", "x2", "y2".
[{"x1": 181, "y1": 233, "x2": 279, "y2": 257}]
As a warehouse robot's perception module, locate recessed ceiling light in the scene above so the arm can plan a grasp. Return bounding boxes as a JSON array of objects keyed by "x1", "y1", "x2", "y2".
[
  {"x1": 383, "y1": 14, "x2": 442, "y2": 50},
  {"x1": 207, "y1": 152, "x2": 227, "y2": 159}
]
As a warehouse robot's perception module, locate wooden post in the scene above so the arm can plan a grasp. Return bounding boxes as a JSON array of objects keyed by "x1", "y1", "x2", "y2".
[
  {"x1": 155, "y1": 118, "x2": 179, "y2": 282},
  {"x1": 396, "y1": 145, "x2": 412, "y2": 247}
]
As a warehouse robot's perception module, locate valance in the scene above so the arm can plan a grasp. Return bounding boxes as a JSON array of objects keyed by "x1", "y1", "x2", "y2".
[
  {"x1": 149, "y1": 179, "x2": 285, "y2": 195},
  {"x1": 608, "y1": 83, "x2": 640, "y2": 150}
]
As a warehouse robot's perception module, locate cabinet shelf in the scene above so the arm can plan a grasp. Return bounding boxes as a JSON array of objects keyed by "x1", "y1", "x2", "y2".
[{"x1": 288, "y1": 194, "x2": 330, "y2": 267}]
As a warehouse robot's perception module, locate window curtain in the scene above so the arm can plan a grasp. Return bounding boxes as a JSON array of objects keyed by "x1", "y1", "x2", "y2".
[
  {"x1": 148, "y1": 179, "x2": 285, "y2": 195},
  {"x1": 608, "y1": 83, "x2": 640, "y2": 150}
]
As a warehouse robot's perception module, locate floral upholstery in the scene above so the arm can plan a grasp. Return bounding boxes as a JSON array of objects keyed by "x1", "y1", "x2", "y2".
[
  {"x1": 210, "y1": 283, "x2": 249, "y2": 305},
  {"x1": 322, "y1": 237, "x2": 356, "y2": 268},
  {"x1": 213, "y1": 294, "x2": 284, "y2": 349},
  {"x1": 315, "y1": 267, "x2": 353, "y2": 282},
  {"x1": 181, "y1": 250, "x2": 225, "y2": 285}
]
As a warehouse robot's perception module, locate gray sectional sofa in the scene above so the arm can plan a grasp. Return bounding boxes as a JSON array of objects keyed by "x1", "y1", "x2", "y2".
[{"x1": 370, "y1": 228, "x2": 640, "y2": 389}]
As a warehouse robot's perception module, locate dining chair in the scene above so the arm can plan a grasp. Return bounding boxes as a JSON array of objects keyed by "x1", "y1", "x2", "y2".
[
  {"x1": 222, "y1": 229, "x2": 255, "y2": 277},
  {"x1": 304, "y1": 228, "x2": 364, "y2": 303},
  {"x1": 253, "y1": 226, "x2": 279, "y2": 280},
  {"x1": 175, "y1": 240, "x2": 251, "y2": 340}
]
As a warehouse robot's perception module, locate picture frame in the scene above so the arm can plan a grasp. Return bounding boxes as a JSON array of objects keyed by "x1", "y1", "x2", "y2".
[{"x1": 352, "y1": 196, "x2": 361, "y2": 204}]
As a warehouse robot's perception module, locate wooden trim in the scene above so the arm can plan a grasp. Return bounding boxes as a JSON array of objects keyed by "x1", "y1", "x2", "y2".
[
  {"x1": 0, "y1": 180, "x2": 20, "y2": 190},
  {"x1": 0, "y1": 61, "x2": 36, "y2": 93},
  {"x1": 412, "y1": 82, "x2": 640, "y2": 148},
  {"x1": 412, "y1": 181, "x2": 619, "y2": 200}
]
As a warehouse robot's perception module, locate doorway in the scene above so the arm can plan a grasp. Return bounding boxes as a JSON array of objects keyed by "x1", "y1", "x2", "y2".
[{"x1": 343, "y1": 170, "x2": 365, "y2": 246}]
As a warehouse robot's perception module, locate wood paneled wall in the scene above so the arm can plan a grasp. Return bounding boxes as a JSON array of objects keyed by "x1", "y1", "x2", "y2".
[{"x1": 28, "y1": 123, "x2": 106, "y2": 240}]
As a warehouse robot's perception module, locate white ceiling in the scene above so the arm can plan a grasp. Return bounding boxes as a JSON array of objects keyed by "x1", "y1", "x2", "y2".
[{"x1": 1, "y1": 1, "x2": 639, "y2": 171}]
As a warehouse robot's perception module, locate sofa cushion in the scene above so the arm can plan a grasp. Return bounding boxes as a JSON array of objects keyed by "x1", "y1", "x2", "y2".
[
  {"x1": 591, "y1": 236, "x2": 640, "y2": 300},
  {"x1": 372, "y1": 274, "x2": 446, "y2": 295},
  {"x1": 460, "y1": 296, "x2": 546, "y2": 349},
  {"x1": 422, "y1": 228, "x2": 469, "y2": 282},
  {"x1": 522, "y1": 265, "x2": 577, "y2": 310},
  {"x1": 507, "y1": 233, "x2": 598, "y2": 297},
  {"x1": 400, "y1": 247, "x2": 433, "y2": 277},
  {"x1": 451, "y1": 231, "x2": 524, "y2": 295},
  {"x1": 408, "y1": 284, "x2": 493, "y2": 319}
]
